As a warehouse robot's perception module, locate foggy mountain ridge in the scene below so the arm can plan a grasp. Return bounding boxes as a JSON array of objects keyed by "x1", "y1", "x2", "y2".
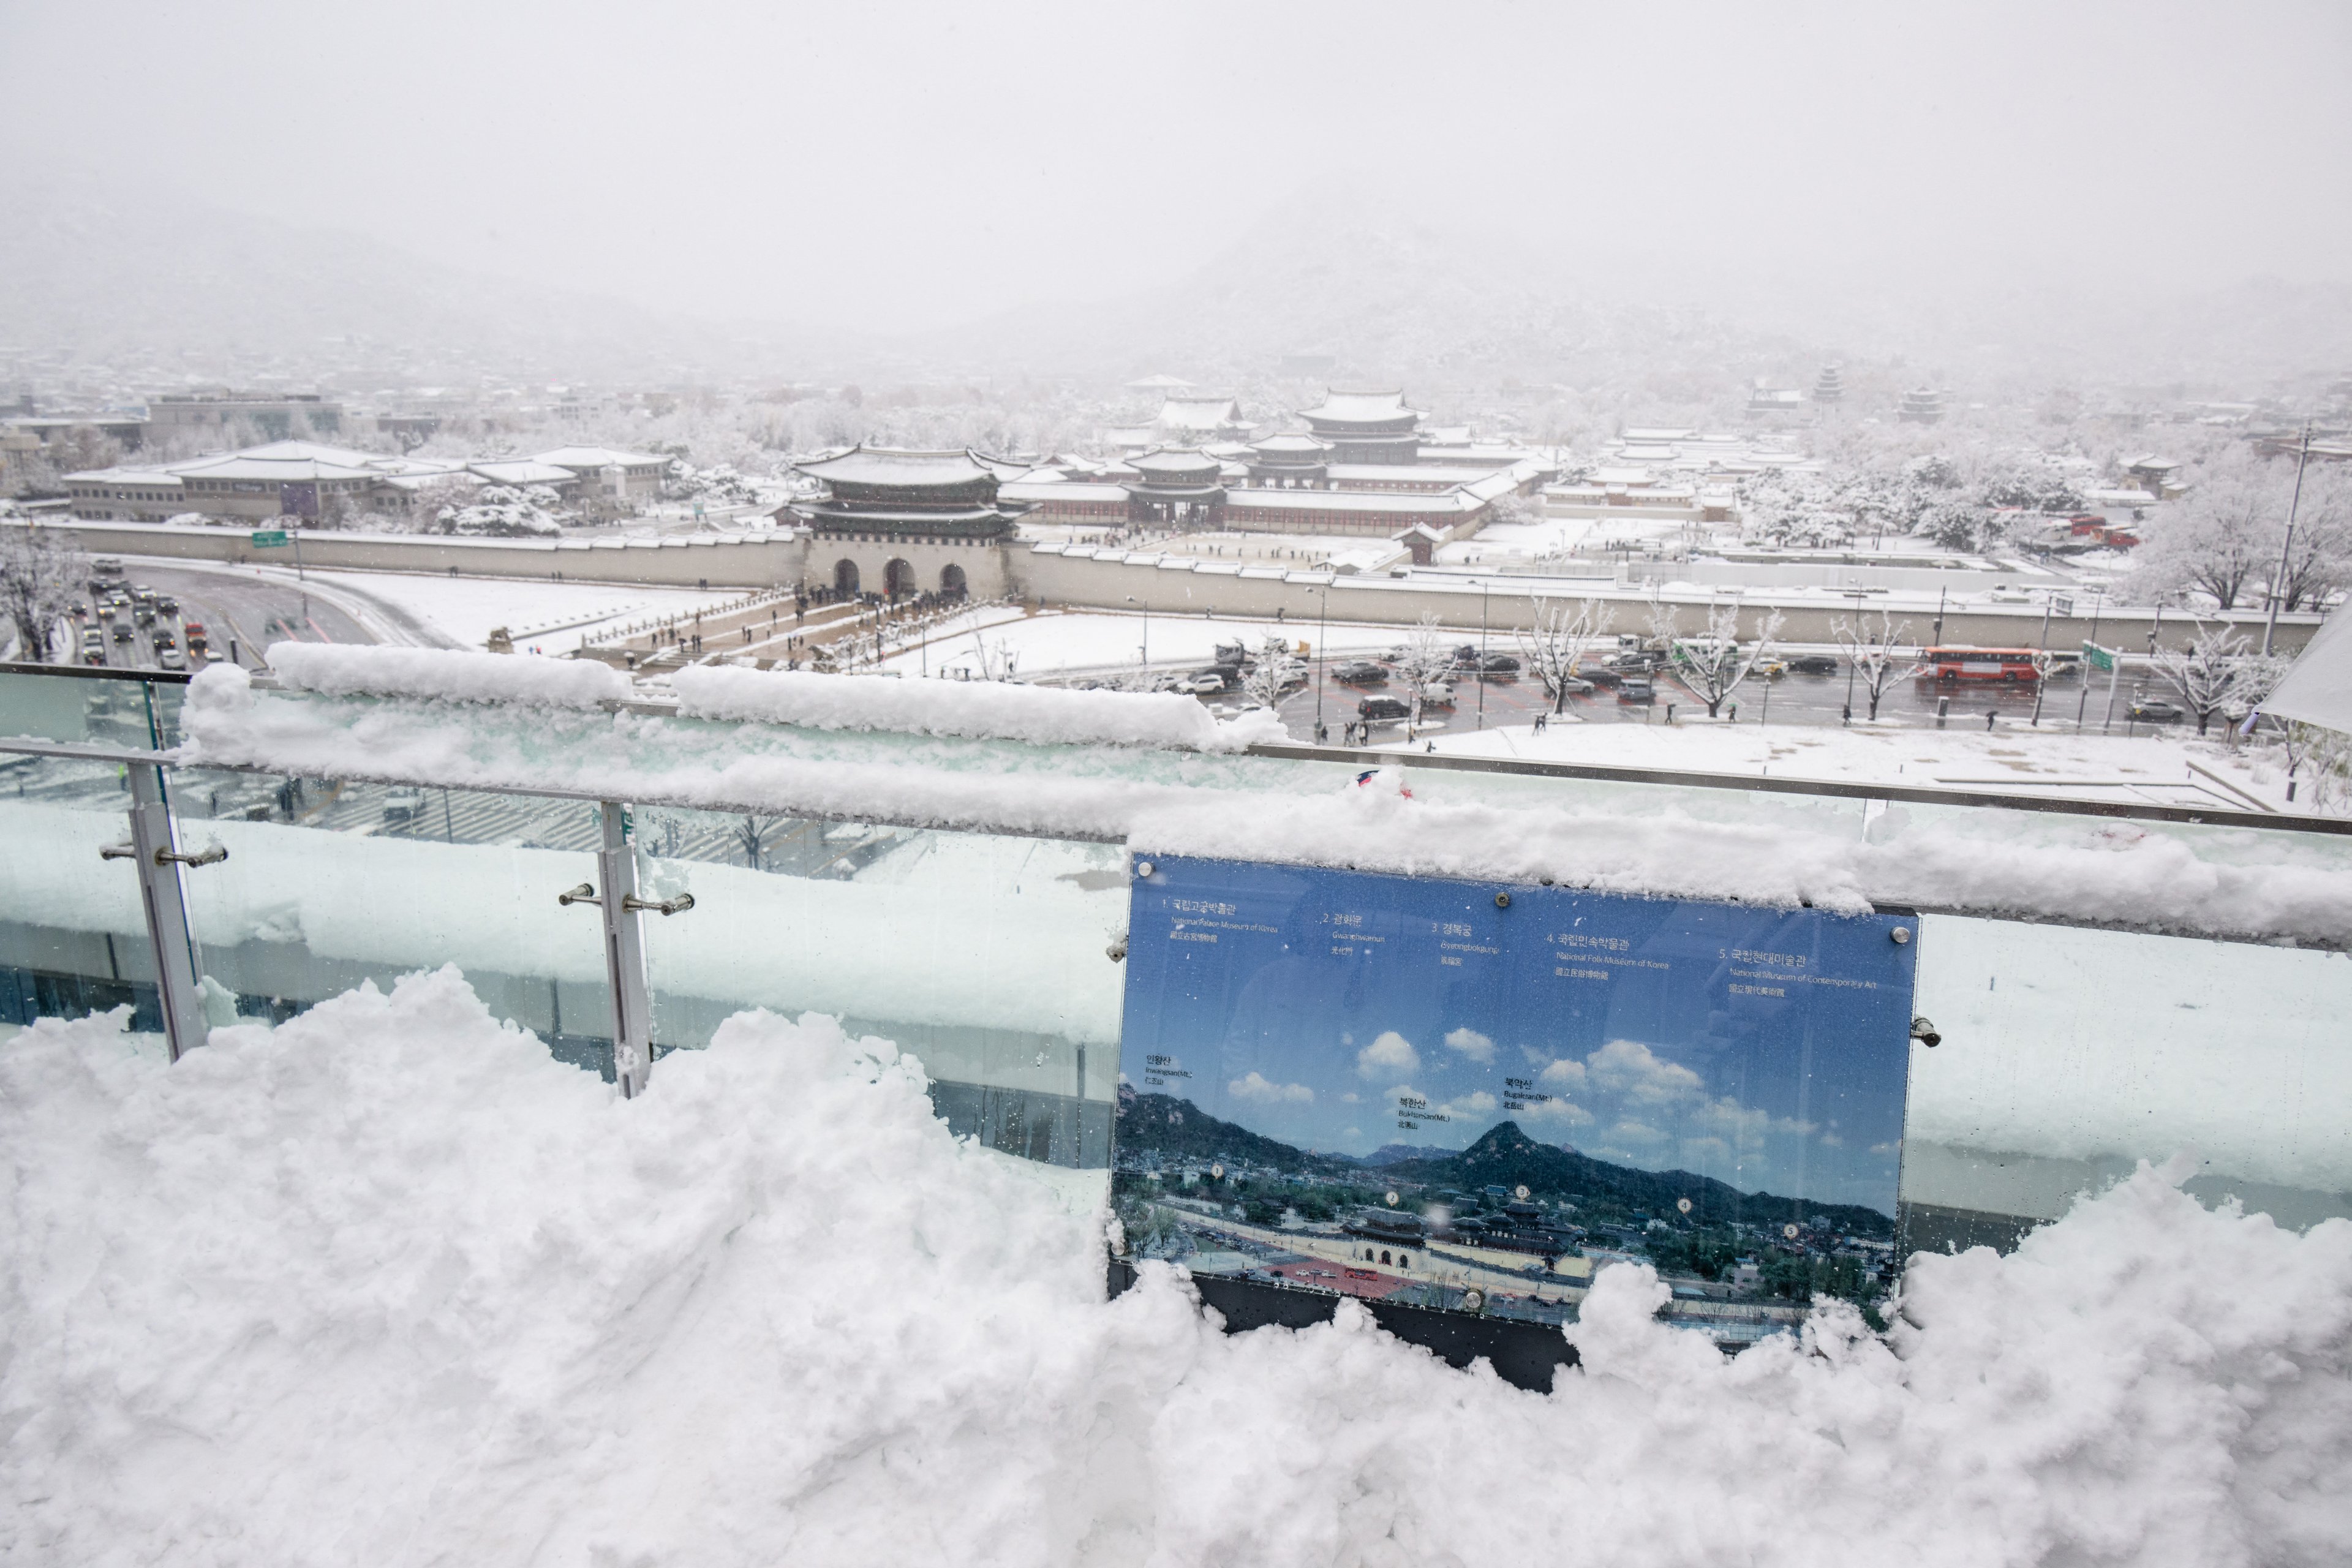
[
  {"x1": 9, "y1": 182, "x2": 2349, "y2": 399},
  {"x1": 0, "y1": 183, "x2": 839, "y2": 385}
]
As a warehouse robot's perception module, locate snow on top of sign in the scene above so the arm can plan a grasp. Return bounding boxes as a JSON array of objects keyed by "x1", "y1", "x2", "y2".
[
  {"x1": 2, "y1": 970, "x2": 2345, "y2": 1562},
  {"x1": 252, "y1": 644, "x2": 632, "y2": 708},
  {"x1": 673, "y1": 665, "x2": 1284, "y2": 752}
]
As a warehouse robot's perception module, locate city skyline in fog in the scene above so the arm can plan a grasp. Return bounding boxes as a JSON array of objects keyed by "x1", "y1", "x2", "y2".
[{"x1": 5, "y1": 0, "x2": 2350, "y2": 352}]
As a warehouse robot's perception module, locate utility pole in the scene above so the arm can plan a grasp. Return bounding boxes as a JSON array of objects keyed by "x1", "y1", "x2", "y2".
[
  {"x1": 2076, "y1": 590, "x2": 2104, "y2": 731},
  {"x1": 2263, "y1": 420, "x2": 2315, "y2": 657},
  {"x1": 1125, "y1": 595, "x2": 1149, "y2": 675}
]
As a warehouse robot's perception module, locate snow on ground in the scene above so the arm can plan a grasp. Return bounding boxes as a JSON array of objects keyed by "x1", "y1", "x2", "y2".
[
  {"x1": 269, "y1": 565, "x2": 744, "y2": 650},
  {"x1": 2, "y1": 970, "x2": 2347, "y2": 1566},
  {"x1": 881, "y1": 608, "x2": 1411, "y2": 679},
  {"x1": 1391, "y1": 715, "x2": 2312, "y2": 813},
  {"x1": 315, "y1": 570, "x2": 748, "y2": 650}
]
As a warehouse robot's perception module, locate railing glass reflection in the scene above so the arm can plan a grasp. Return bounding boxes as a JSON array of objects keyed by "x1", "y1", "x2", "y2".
[
  {"x1": 631, "y1": 805, "x2": 1126, "y2": 1167},
  {"x1": 165, "y1": 768, "x2": 615, "y2": 1070},
  {"x1": 1903, "y1": 914, "x2": 2352, "y2": 1248}
]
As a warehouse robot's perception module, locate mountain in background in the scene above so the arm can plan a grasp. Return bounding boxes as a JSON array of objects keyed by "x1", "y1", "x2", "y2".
[
  {"x1": 6, "y1": 179, "x2": 2346, "y2": 399},
  {"x1": 1115, "y1": 1090, "x2": 1892, "y2": 1236},
  {"x1": 0, "y1": 180, "x2": 833, "y2": 388}
]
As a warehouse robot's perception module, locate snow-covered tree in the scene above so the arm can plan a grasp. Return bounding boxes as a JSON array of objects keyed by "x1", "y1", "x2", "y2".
[
  {"x1": 2149, "y1": 616, "x2": 2267, "y2": 736},
  {"x1": 1242, "y1": 636, "x2": 1302, "y2": 709},
  {"x1": 1515, "y1": 596, "x2": 1612, "y2": 714},
  {"x1": 1671, "y1": 603, "x2": 1784, "y2": 718},
  {"x1": 1396, "y1": 614, "x2": 1455, "y2": 731},
  {"x1": 431, "y1": 484, "x2": 568, "y2": 537},
  {"x1": 2133, "y1": 459, "x2": 2271, "y2": 609},
  {"x1": 2274, "y1": 464, "x2": 2352, "y2": 613},
  {"x1": 0, "y1": 524, "x2": 88, "y2": 662},
  {"x1": 1832, "y1": 609, "x2": 1917, "y2": 722}
]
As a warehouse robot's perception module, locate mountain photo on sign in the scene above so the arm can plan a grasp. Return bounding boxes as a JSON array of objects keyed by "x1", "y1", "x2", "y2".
[{"x1": 1114, "y1": 858, "x2": 1917, "y2": 1336}]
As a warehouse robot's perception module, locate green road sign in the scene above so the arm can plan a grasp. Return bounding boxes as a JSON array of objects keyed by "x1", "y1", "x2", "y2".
[
  {"x1": 250, "y1": 529, "x2": 289, "y2": 548},
  {"x1": 2082, "y1": 641, "x2": 2115, "y2": 672}
]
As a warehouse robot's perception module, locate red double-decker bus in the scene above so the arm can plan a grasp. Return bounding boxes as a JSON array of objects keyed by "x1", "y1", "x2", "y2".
[{"x1": 1920, "y1": 646, "x2": 2041, "y2": 682}]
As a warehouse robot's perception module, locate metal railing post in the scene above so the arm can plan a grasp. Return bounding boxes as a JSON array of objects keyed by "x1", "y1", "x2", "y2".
[
  {"x1": 596, "y1": 801, "x2": 654, "y2": 1098},
  {"x1": 119, "y1": 764, "x2": 209, "y2": 1061}
]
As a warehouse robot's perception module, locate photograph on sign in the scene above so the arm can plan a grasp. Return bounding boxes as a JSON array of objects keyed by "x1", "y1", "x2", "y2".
[{"x1": 1115, "y1": 856, "x2": 1918, "y2": 1342}]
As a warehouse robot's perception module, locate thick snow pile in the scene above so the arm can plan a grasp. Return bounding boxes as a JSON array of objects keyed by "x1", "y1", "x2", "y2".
[
  {"x1": 4, "y1": 971, "x2": 2348, "y2": 1567},
  {"x1": 674, "y1": 664, "x2": 1284, "y2": 752},
  {"x1": 256, "y1": 644, "x2": 631, "y2": 708}
]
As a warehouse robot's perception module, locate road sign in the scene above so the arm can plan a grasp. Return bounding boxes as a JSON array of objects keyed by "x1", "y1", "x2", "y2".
[
  {"x1": 2082, "y1": 641, "x2": 2115, "y2": 673},
  {"x1": 250, "y1": 529, "x2": 289, "y2": 548}
]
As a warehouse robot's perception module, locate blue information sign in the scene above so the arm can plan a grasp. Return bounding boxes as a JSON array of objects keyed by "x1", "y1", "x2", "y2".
[{"x1": 1115, "y1": 856, "x2": 1918, "y2": 1335}]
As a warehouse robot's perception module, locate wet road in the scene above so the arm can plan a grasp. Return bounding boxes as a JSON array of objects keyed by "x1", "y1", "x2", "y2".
[{"x1": 78, "y1": 563, "x2": 374, "y2": 672}]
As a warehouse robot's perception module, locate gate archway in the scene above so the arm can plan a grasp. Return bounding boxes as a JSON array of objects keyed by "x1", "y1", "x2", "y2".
[
  {"x1": 833, "y1": 559, "x2": 860, "y2": 596},
  {"x1": 939, "y1": 562, "x2": 968, "y2": 599},
  {"x1": 884, "y1": 558, "x2": 916, "y2": 600}
]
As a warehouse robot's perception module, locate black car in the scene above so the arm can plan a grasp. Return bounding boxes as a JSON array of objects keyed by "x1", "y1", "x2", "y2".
[
  {"x1": 1333, "y1": 660, "x2": 1389, "y2": 684},
  {"x1": 1358, "y1": 696, "x2": 1412, "y2": 721},
  {"x1": 2127, "y1": 698, "x2": 2185, "y2": 724},
  {"x1": 1785, "y1": 654, "x2": 1839, "y2": 676},
  {"x1": 1478, "y1": 654, "x2": 1520, "y2": 676},
  {"x1": 1578, "y1": 665, "x2": 1623, "y2": 688}
]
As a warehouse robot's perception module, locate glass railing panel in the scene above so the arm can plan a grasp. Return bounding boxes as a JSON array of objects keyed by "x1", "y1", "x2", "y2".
[
  {"x1": 1901, "y1": 913, "x2": 2352, "y2": 1252},
  {"x1": 632, "y1": 806, "x2": 1128, "y2": 1167},
  {"x1": 0, "y1": 668, "x2": 186, "y2": 748},
  {"x1": 0, "y1": 763, "x2": 158, "y2": 1033},
  {"x1": 166, "y1": 769, "x2": 614, "y2": 1071}
]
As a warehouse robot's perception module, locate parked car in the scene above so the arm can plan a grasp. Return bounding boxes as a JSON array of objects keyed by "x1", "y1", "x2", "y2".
[
  {"x1": 1357, "y1": 695, "x2": 1412, "y2": 722},
  {"x1": 1333, "y1": 660, "x2": 1389, "y2": 684},
  {"x1": 1418, "y1": 681, "x2": 1457, "y2": 708},
  {"x1": 2127, "y1": 698, "x2": 2185, "y2": 724},
  {"x1": 383, "y1": 787, "x2": 425, "y2": 823},
  {"x1": 1784, "y1": 654, "x2": 1839, "y2": 676},
  {"x1": 1477, "y1": 653, "x2": 1521, "y2": 676},
  {"x1": 1578, "y1": 665, "x2": 1623, "y2": 688},
  {"x1": 1605, "y1": 650, "x2": 1662, "y2": 673},
  {"x1": 1618, "y1": 676, "x2": 1655, "y2": 703},
  {"x1": 1548, "y1": 676, "x2": 1596, "y2": 698}
]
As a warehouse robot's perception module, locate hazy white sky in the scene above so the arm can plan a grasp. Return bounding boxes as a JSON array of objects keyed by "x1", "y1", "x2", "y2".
[{"x1": 6, "y1": 0, "x2": 2348, "y2": 332}]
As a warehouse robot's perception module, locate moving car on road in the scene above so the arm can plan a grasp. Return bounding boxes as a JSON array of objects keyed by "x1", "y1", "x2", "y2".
[
  {"x1": 1784, "y1": 654, "x2": 1839, "y2": 676},
  {"x1": 2127, "y1": 698, "x2": 2185, "y2": 724}
]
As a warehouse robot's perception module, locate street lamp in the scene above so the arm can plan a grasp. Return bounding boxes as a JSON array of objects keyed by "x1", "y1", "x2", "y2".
[
  {"x1": 1477, "y1": 579, "x2": 1490, "y2": 729},
  {"x1": 1313, "y1": 584, "x2": 1330, "y2": 742}
]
